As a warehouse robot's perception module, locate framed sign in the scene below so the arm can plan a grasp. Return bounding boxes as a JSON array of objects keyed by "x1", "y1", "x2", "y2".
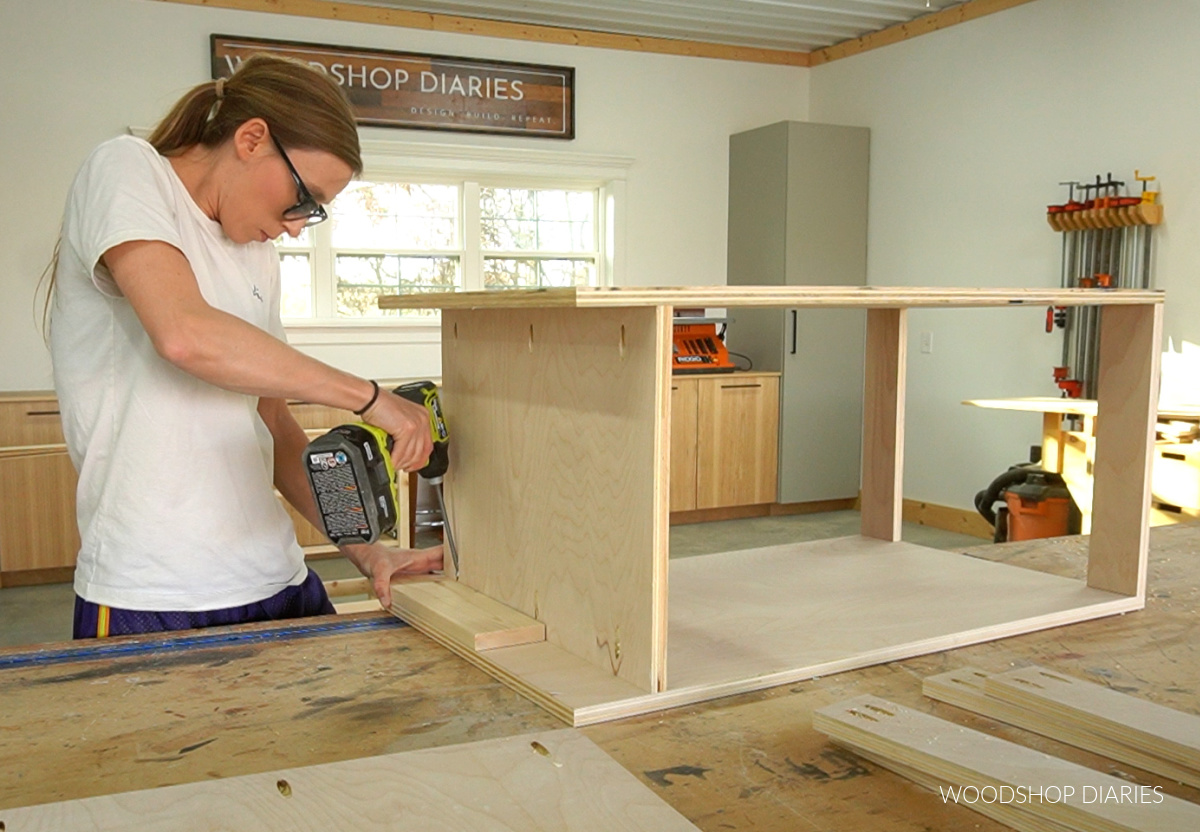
[{"x1": 211, "y1": 35, "x2": 575, "y2": 140}]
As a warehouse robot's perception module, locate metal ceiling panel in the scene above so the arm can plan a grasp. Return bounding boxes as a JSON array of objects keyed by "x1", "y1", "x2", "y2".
[{"x1": 326, "y1": 0, "x2": 963, "y2": 51}]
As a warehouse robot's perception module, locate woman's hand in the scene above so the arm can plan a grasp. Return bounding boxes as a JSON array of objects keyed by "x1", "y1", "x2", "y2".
[
  {"x1": 363, "y1": 388, "x2": 434, "y2": 473},
  {"x1": 341, "y1": 542, "x2": 444, "y2": 608}
]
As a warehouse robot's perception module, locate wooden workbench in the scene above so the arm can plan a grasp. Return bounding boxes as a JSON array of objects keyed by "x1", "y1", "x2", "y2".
[{"x1": 3, "y1": 523, "x2": 1198, "y2": 831}]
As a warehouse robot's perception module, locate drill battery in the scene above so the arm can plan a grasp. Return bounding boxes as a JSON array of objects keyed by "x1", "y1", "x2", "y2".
[{"x1": 304, "y1": 423, "x2": 398, "y2": 546}]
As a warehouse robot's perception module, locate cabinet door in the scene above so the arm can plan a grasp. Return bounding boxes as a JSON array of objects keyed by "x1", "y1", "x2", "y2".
[
  {"x1": 0, "y1": 451, "x2": 80, "y2": 574},
  {"x1": 669, "y1": 378, "x2": 699, "y2": 513},
  {"x1": 696, "y1": 377, "x2": 779, "y2": 509}
]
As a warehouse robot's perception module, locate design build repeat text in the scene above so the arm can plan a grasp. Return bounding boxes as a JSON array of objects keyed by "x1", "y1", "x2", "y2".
[{"x1": 211, "y1": 35, "x2": 575, "y2": 139}]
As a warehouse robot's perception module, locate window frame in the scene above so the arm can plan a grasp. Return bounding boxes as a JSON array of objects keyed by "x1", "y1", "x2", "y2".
[{"x1": 278, "y1": 139, "x2": 632, "y2": 340}]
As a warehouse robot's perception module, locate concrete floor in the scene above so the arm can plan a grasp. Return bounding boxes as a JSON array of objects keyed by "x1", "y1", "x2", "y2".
[{"x1": 0, "y1": 511, "x2": 984, "y2": 650}]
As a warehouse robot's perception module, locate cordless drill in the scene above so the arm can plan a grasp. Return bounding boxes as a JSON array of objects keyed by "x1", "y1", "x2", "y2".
[{"x1": 302, "y1": 381, "x2": 459, "y2": 576}]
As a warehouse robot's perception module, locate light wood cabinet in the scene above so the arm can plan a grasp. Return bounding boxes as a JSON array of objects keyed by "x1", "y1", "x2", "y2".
[
  {"x1": 669, "y1": 379, "x2": 699, "y2": 512},
  {"x1": 0, "y1": 449, "x2": 81, "y2": 583},
  {"x1": 670, "y1": 373, "x2": 779, "y2": 513}
]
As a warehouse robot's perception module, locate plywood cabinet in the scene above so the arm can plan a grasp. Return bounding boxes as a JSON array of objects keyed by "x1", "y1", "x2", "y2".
[{"x1": 670, "y1": 373, "x2": 779, "y2": 513}]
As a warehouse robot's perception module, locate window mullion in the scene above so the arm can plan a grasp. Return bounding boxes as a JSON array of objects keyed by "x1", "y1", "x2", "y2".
[
  {"x1": 314, "y1": 221, "x2": 335, "y2": 318},
  {"x1": 462, "y1": 181, "x2": 482, "y2": 291}
]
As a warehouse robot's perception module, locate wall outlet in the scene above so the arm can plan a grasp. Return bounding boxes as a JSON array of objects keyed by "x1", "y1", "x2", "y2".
[{"x1": 920, "y1": 331, "x2": 934, "y2": 354}]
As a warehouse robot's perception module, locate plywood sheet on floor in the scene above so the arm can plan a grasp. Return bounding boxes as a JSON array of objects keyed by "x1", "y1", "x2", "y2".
[{"x1": 2, "y1": 729, "x2": 701, "y2": 831}]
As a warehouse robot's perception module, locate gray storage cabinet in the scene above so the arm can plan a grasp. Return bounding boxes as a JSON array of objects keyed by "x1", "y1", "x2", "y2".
[{"x1": 727, "y1": 121, "x2": 870, "y2": 504}]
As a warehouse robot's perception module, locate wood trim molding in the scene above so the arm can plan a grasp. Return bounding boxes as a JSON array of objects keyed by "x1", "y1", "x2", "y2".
[
  {"x1": 809, "y1": 0, "x2": 1039, "y2": 66},
  {"x1": 901, "y1": 498, "x2": 993, "y2": 540},
  {"x1": 149, "y1": 0, "x2": 810, "y2": 66}
]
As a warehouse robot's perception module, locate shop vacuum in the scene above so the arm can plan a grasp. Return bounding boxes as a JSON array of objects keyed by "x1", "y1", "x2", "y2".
[{"x1": 974, "y1": 448, "x2": 1079, "y2": 544}]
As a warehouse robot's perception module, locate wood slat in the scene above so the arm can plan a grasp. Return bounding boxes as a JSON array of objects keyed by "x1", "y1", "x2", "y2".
[
  {"x1": 379, "y1": 286, "x2": 1164, "y2": 311},
  {"x1": 389, "y1": 577, "x2": 546, "y2": 651},
  {"x1": 985, "y1": 665, "x2": 1200, "y2": 775},
  {"x1": 1, "y1": 729, "x2": 702, "y2": 831},
  {"x1": 814, "y1": 694, "x2": 1200, "y2": 832},
  {"x1": 924, "y1": 666, "x2": 1200, "y2": 789}
]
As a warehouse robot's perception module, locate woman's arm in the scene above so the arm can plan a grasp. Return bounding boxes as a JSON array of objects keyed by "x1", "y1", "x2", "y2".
[{"x1": 104, "y1": 238, "x2": 432, "y2": 473}]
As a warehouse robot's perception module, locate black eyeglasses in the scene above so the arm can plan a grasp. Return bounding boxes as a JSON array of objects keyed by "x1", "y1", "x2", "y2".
[{"x1": 271, "y1": 135, "x2": 328, "y2": 227}]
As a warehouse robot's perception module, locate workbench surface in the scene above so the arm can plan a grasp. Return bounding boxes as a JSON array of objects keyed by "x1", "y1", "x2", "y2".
[{"x1": 3, "y1": 525, "x2": 1199, "y2": 831}]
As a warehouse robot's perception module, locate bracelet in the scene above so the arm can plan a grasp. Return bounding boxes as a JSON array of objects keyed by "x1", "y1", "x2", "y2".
[{"x1": 353, "y1": 379, "x2": 380, "y2": 416}]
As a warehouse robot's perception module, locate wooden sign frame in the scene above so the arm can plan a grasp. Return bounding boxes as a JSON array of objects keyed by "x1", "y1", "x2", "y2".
[{"x1": 211, "y1": 34, "x2": 575, "y2": 139}]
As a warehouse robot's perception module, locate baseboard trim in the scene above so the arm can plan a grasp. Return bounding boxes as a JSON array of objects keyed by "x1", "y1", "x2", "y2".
[
  {"x1": 670, "y1": 498, "x2": 858, "y2": 526},
  {"x1": 902, "y1": 498, "x2": 993, "y2": 540}
]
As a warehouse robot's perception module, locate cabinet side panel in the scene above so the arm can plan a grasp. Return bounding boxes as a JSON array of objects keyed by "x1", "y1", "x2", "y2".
[
  {"x1": 861, "y1": 309, "x2": 906, "y2": 541},
  {"x1": 1088, "y1": 303, "x2": 1162, "y2": 597},
  {"x1": 786, "y1": 122, "x2": 870, "y2": 287},
  {"x1": 728, "y1": 123, "x2": 789, "y2": 286},
  {"x1": 442, "y1": 307, "x2": 667, "y2": 692}
]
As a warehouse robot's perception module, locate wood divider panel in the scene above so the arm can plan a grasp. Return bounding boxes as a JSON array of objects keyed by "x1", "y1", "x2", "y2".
[
  {"x1": 440, "y1": 306, "x2": 670, "y2": 693},
  {"x1": 1089, "y1": 303, "x2": 1163, "y2": 597},
  {"x1": 861, "y1": 308, "x2": 905, "y2": 541}
]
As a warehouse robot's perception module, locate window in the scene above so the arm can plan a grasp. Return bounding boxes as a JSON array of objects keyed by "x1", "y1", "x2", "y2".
[{"x1": 276, "y1": 168, "x2": 615, "y2": 323}]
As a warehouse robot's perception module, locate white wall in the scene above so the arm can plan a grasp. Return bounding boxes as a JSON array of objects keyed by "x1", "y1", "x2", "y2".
[
  {"x1": 0, "y1": 0, "x2": 808, "y2": 390},
  {"x1": 810, "y1": 0, "x2": 1199, "y2": 511}
]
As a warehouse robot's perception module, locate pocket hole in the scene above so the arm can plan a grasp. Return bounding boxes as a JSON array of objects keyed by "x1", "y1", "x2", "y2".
[
  {"x1": 619, "y1": 324, "x2": 626, "y2": 358},
  {"x1": 528, "y1": 324, "x2": 535, "y2": 353},
  {"x1": 453, "y1": 322, "x2": 458, "y2": 339},
  {"x1": 277, "y1": 779, "x2": 292, "y2": 797}
]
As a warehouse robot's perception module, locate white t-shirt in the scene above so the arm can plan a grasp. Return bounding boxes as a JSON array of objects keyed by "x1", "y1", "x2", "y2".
[{"x1": 51, "y1": 135, "x2": 307, "y2": 611}]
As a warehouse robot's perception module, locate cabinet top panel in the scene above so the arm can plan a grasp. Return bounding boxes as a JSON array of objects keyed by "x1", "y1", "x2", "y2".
[{"x1": 379, "y1": 286, "x2": 1162, "y2": 311}]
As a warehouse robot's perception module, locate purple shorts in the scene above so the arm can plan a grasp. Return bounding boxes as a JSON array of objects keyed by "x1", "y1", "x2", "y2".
[{"x1": 73, "y1": 569, "x2": 336, "y2": 639}]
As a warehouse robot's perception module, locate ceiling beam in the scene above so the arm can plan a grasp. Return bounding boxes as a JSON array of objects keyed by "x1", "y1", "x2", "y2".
[
  {"x1": 149, "y1": 0, "x2": 812, "y2": 66},
  {"x1": 808, "y1": 0, "x2": 1039, "y2": 65}
]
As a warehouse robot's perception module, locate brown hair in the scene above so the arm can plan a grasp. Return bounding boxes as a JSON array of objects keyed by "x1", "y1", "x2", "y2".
[
  {"x1": 149, "y1": 53, "x2": 362, "y2": 173},
  {"x1": 42, "y1": 54, "x2": 361, "y2": 336}
]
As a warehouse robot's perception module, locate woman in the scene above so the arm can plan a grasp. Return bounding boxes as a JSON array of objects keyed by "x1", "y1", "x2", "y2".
[{"x1": 49, "y1": 55, "x2": 441, "y2": 639}]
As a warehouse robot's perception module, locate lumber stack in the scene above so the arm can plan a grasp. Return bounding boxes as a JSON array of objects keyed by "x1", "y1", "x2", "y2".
[
  {"x1": 924, "y1": 666, "x2": 1200, "y2": 788},
  {"x1": 813, "y1": 695, "x2": 1200, "y2": 832}
]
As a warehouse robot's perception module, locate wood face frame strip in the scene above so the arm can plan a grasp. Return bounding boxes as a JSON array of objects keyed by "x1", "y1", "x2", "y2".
[
  {"x1": 861, "y1": 308, "x2": 906, "y2": 541},
  {"x1": 2, "y1": 729, "x2": 703, "y2": 831},
  {"x1": 389, "y1": 578, "x2": 546, "y2": 651},
  {"x1": 923, "y1": 667, "x2": 1200, "y2": 789},
  {"x1": 1088, "y1": 303, "x2": 1163, "y2": 596},
  {"x1": 380, "y1": 286, "x2": 1162, "y2": 311},
  {"x1": 815, "y1": 694, "x2": 1200, "y2": 832},
  {"x1": 149, "y1": 0, "x2": 808, "y2": 66}
]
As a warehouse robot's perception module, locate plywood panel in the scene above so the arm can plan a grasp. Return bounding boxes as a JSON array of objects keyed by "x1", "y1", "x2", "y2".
[
  {"x1": 815, "y1": 695, "x2": 1200, "y2": 832},
  {"x1": 414, "y1": 539, "x2": 1138, "y2": 726},
  {"x1": 2, "y1": 729, "x2": 701, "y2": 831},
  {"x1": 861, "y1": 308, "x2": 905, "y2": 541},
  {"x1": 441, "y1": 306, "x2": 670, "y2": 693},
  {"x1": 1089, "y1": 303, "x2": 1163, "y2": 596},
  {"x1": 381, "y1": 286, "x2": 1163, "y2": 312}
]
